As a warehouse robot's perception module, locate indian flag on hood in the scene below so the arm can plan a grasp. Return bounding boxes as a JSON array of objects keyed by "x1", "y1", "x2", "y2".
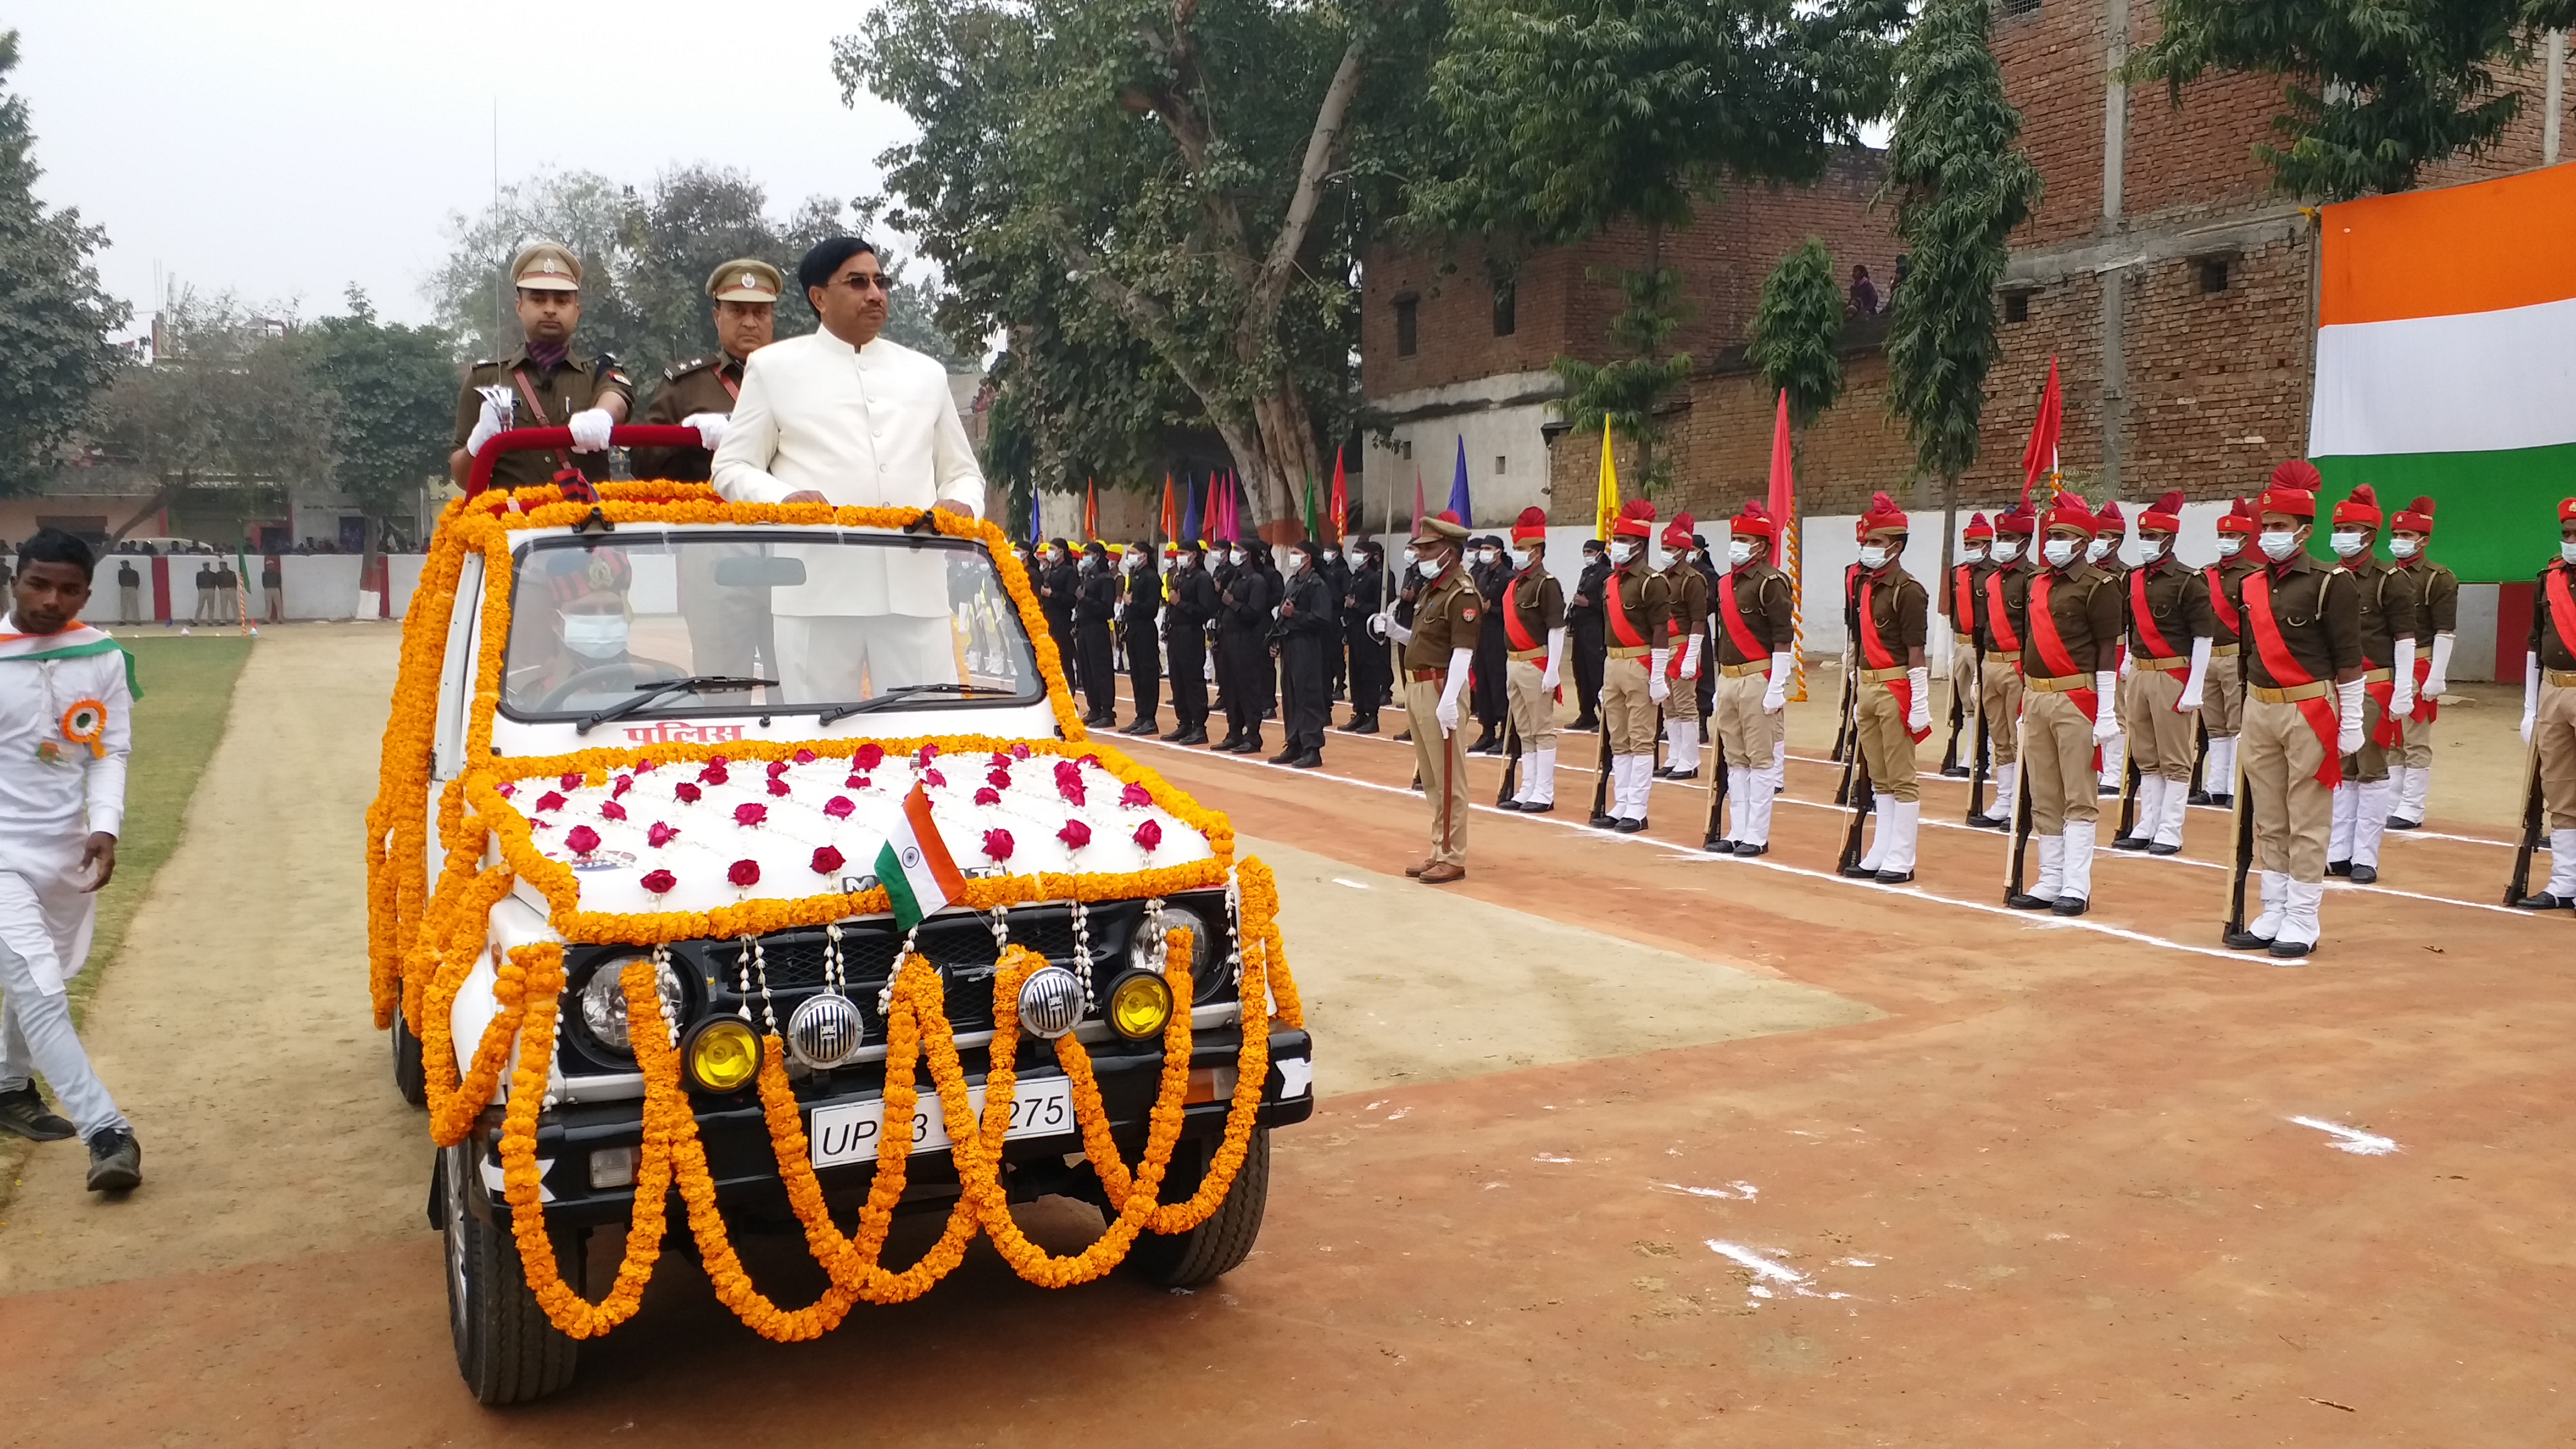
[
  {"x1": 2309, "y1": 162, "x2": 2576, "y2": 583},
  {"x1": 877, "y1": 782, "x2": 967, "y2": 931}
]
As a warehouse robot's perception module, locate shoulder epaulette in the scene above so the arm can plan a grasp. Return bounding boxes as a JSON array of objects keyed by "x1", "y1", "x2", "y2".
[
  {"x1": 665, "y1": 356, "x2": 713, "y2": 380},
  {"x1": 471, "y1": 358, "x2": 497, "y2": 369}
]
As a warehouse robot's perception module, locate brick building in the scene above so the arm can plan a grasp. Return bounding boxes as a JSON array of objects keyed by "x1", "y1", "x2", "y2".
[{"x1": 1361, "y1": 4, "x2": 2573, "y2": 539}]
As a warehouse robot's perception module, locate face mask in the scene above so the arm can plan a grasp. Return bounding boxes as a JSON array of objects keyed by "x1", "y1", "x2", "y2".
[
  {"x1": 2086, "y1": 537, "x2": 2113, "y2": 562},
  {"x1": 2259, "y1": 530, "x2": 2302, "y2": 561},
  {"x1": 2390, "y1": 537, "x2": 2420, "y2": 559},
  {"x1": 2138, "y1": 537, "x2": 2165, "y2": 561},
  {"x1": 1610, "y1": 541, "x2": 1639, "y2": 566},
  {"x1": 1229, "y1": 550, "x2": 1246, "y2": 567},
  {"x1": 1727, "y1": 541, "x2": 1754, "y2": 567},
  {"x1": 1417, "y1": 557, "x2": 1444, "y2": 580},
  {"x1": 1962, "y1": 546, "x2": 1986, "y2": 565},
  {"x1": 1079, "y1": 555, "x2": 1097, "y2": 571},
  {"x1": 1990, "y1": 538, "x2": 2023, "y2": 564},
  {"x1": 2215, "y1": 536, "x2": 2244, "y2": 558},
  {"x1": 1323, "y1": 550, "x2": 1338, "y2": 564},
  {"x1": 2329, "y1": 529, "x2": 2368, "y2": 558},
  {"x1": 1285, "y1": 553, "x2": 1306, "y2": 574},
  {"x1": 1508, "y1": 547, "x2": 1531, "y2": 570},
  {"x1": 1478, "y1": 550, "x2": 1499, "y2": 567},
  {"x1": 2041, "y1": 537, "x2": 2078, "y2": 569},
  {"x1": 2560, "y1": 539, "x2": 2576, "y2": 565},
  {"x1": 561, "y1": 612, "x2": 628, "y2": 660},
  {"x1": 1401, "y1": 547, "x2": 1417, "y2": 566},
  {"x1": 1858, "y1": 545, "x2": 1889, "y2": 570}
]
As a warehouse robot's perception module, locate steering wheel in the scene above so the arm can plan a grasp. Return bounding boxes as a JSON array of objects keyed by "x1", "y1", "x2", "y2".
[{"x1": 536, "y1": 659, "x2": 687, "y2": 712}]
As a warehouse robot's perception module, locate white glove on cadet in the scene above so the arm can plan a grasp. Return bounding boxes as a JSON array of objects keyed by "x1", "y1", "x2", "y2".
[
  {"x1": 1679, "y1": 633, "x2": 1703, "y2": 680},
  {"x1": 1648, "y1": 648, "x2": 1671, "y2": 704},
  {"x1": 1542, "y1": 627, "x2": 1565, "y2": 694},
  {"x1": 2389, "y1": 637, "x2": 2418, "y2": 718},
  {"x1": 1763, "y1": 651, "x2": 1792, "y2": 714},
  {"x1": 2092, "y1": 670, "x2": 2121, "y2": 744},
  {"x1": 1380, "y1": 611, "x2": 1411, "y2": 646},
  {"x1": 2425, "y1": 632, "x2": 2454, "y2": 700},
  {"x1": 682, "y1": 411, "x2": 728, "y2": 451},
  {"x1": 1906, "y1": 665, "x2": 1931, "y2": 735},
  {"x1": 2522, "y1": 651, "x2": 2541, "y2": 744},
  {"x1": 1436, "y1": 646, "x2": 1473, "y2": 735},
  {"x1": 2337, "y1": 678, "x2": 2366, "y2": 756},
  {"x1": 2176, "y1": 636, "x2": 2213, "y2": 713},
  {"x1": 567, "y1": 408, "x2": 615, "y2": 452},
  {"x1": 464, "y1": 394, "x2": 508, "y2": 457}
]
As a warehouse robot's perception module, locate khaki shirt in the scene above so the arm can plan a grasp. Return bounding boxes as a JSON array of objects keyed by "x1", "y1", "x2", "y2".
[
  {"x1": 1506, "y1": 569, "x2": 1566, "y2": 646},
  {"x1": 2390, "y1": 557, "x2": 2458, "y2": 642},
  {"x1": 452, "y1": 345, "x2": 635, "y2": 490},
  {"x1": 1404, "y1": 565, "x2": 1481, "y2": 671},
  {"x1": 1659, "y1": 560, "x2": 1709, "y2": 647},
  {"x1": 1603, "y1": 564, "x2": 1671, "y2": 648},
  {"x1": 2243, "y1": 553, "x2": 2363, "y2": 690},
  {"x1": 2346, "y1": 555, "x2": 2417, "y2": 670},
  {"x1": 2014, "y1": 562, "x2": 2120, "y2": 677},
  {"x1": 2126, "y1": 557, "x2": 2216, "y2": 658},
  {"x1": 629, "y1": 353, "x2": 746, "y2": 481},
  {"x1": 2207, "y1": 557, "x2": 2260, "y2": 646},
  {"x1": 1854, "y1": 565, "x2": 1930, "y2": 665},
  {"x1": 1714, "y1": 564, "x2": 1793, "y2": 664}
]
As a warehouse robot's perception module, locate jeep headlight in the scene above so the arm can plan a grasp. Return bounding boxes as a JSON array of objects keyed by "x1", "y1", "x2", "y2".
[
  {"x1": 1128, "y1": 906, "x2": 1210, "y2": 978},
  {"x1": 580, "y1": 956, "x2": 685, "y2": 1053},
  {"x1": 683, "y1": 1017, "x2": 761, "y2": 1093},
  {"x1": 1105, "y1": 969, "x2": 1175, "y2": 1040}
]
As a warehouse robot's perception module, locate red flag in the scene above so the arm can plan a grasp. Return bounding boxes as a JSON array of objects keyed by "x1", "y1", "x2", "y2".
[
  {"x1": 1327, "y1": 447, "x2": 1348, "y2": 545},
  {"x1": 1083, "y1": 478, "x2": 1098, "y2": 541},
  {"x1": 1765, "y1": 389, "x2": 1795, "y2": 529},
  {"x1": 1160, "y1": 473, "x2": 1178, "y2": 543},
  {"x1": 2019, "y1": 357, "x2": 2062, "y2": 506},
  {"x1": 1412, "y1": 469, "x2": 1426, "y2": 535}
]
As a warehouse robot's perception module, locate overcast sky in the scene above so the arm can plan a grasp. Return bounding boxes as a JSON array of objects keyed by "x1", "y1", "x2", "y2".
[{"x1": 10, "y1": 1, "x2": 913, "y2": 336}]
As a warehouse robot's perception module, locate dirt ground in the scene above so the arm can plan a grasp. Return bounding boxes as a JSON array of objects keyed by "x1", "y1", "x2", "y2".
[{"x1": 3, "y1": 631, "x2": 2570, "y2": 1447}]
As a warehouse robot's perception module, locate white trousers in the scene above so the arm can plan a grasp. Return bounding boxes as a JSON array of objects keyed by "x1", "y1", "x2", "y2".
[
  {"x1": 776, "y1": 614, "x2": 957, "y2": 704},
  {"x1": 0, "y1": 869, "x2": 126, "y2": 1137}
]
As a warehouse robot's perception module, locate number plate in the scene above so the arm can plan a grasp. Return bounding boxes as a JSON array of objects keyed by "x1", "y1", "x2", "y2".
[{"x1": 806, "y1": 1073, "x2": 1076, "y2": 1168}]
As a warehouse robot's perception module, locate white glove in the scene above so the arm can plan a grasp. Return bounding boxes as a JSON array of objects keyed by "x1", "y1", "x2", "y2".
[
  {"x1": 1678, "y1": 633, "x2": 1703, "y2": 680},
  {"x1": 567, "y1": 408, "x2": 615, "y2": 452},
  {"x1": 2176, "y1": 636, "x2": 2212, "y2": 713},
  {"x1": 2425, "y1": 632, "x2": 2454, "y2": 700},
  {"x1": 1906, "y1": 665, "x2": 1931, "y2": 735},
  {"x1": 2523, "y1": 651, "x2": 2541, "y2": 743},
  {"x1": 464, "y1": 393, "x2": 508, "y2": 456},
  {"x1": 1271, "y1": 605, "x2": 1282, "y2": 620},
  {"x1": 1648, "y1": 648, "x2": 1671, "y2": 704},
  {"x1": 1541, "y1": 627, "x2": 1565, "y2": 694},
  {"x1": 1763, "y1": 650, "x2": 1792, "y2": 714},
  {"x1": 682, "y1": 411, "x2": 728, "y2": 451},
  {"x1": 2092, "y1": 670, "x2": 2121, "y2": 744},
  {"x1": 1381, "y1": 612, "x2": 1413, "y2": 646},
  {"x1": 1436, "y1": 646, "x2": 1472, "y2": 735},
  {"x1": 2119, "y1": 650, "x2": 2135, "y2": 681},
  {"x1": 2337, "y1": 678, "x2": 2366, "y2": 756},
  {"x1": 2389, "y1": 637, "x2": 2417, "y2": 718}
]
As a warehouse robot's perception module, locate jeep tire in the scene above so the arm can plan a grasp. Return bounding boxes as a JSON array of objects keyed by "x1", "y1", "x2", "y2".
[
  {"x1": 392, "y1": 1012, "x2": 427, "y2": 1108},
  {"x1": 1121, "y1": 1127, "x2": 1270, "y2": 1288},
  {"x1": 441, "y1": 1142, "x2": 580, "y2": 1404}
]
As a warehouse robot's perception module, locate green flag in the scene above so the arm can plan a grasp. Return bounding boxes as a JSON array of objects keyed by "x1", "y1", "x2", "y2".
[{"x1": 1302, "y1": 471, "x2": 1320, "y2": 543}]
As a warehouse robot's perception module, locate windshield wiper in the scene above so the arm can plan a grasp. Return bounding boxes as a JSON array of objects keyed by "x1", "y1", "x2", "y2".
[
  {"x1": 576, "y1": 676, "x2": 779, "y2": 734},
  {"x1": 816, "y1": 682, "x2": 1020, "y2": 726}
]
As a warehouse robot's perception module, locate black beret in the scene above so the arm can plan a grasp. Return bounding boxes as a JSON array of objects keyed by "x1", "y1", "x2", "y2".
[{"x1": 796, "y1": 236, "x2": 879, "y2": 293}]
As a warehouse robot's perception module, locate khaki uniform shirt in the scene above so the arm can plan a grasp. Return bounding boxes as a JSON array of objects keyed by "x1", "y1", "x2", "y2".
[
  {"x1": 1714, "y1": 564, "x2": 1793, "y2": 664},
  {"x1": 2390, "y1": 557, "x2": 2458, "y2": 643},
  {"x1": 629, "y1": 353, "x2": 746, "y2": 481},
  {"x1": 2243, "y1": 553, "x2": 2362, "y2": 690},
  {"x1": 2013, "y1": 562, "x2": 2121, "y2": 676},
  {"x1": 2346, "y1": 555, "x2": 2417, "y2": 670},
  {"x1": 2208, "y1": 557, "x2": 2260, "y2": 647},
  {"x1": 1982, "y1": 560, "x2": 2037, "y2": 655},
  {"x1": 1659, "y1": 561, "x2": 1708, "y2": 648},
  {"x1": 1404, "y1": 565, "x2": 1481, "y2": 672},
  {"x1": 1603, "y1": 564, "x2": 1672, "y2": 648},
  {"x1": 452, "y1": 345, "x2": 635, "y2": 490},
  {"x1": 2126, "y1": 557, "x2": 2217, "y2": 657},
  {"x1": 1855, "y1": 565, "x2": 1929, "y2": 664},
  {"x1": 1507, "y1": 570, "x2": 1566, "y2": 646}
]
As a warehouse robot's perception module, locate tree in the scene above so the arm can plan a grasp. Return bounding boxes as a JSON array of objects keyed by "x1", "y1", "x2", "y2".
[
  {"x1": 1879, "y1": 0, "x2": 2042, "y2": 591},
  {"x1": 843, "y1": 0, "x2": 1442, "y2": 529},
  {"x1": 426, "y1": 169, "x2": 642, "y2": 366},
  {"x1": 299, "y1": 288, "x2": 456, "y2": 551},
  {"x1": 2131, "y1": 0, "x2": 2576, "y2": 200},
  {"x1": 1420, "y1": 0, "x2": 1901, "y2": 492},
  {"x1": 0, "y1": 30, "x2": 130, "y2": 494},
  {"x1": 1748, "y1": 238, "x2": 1848, "y2": 437}
]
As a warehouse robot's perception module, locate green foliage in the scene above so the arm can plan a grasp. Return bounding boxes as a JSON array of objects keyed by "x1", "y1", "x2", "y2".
[
  {"x1": 426, "y1": 167, "x2": 961, "y2": 381},
  {"x1": 1421, "y1": 0, "x2": 1902, "y2": 491},
  {"x1": 1879, "y1": 0, "x2": 2042, "y2": 486},
  {"x1": 2130, "y1": 0, "x2": 2576, "y2": 200},
  {"x1": 297, "y1": 289, "x2": 455, "y2": 533},
  {"x1": 0, "y1": 31, "x2": 131, "y2": 495},
  {"x1": 844, "y1": 0, "x2": 1444, "y2": 524},
  {"x1": 1748, "y1": 238, "x2": 1847, "y2": 432}
]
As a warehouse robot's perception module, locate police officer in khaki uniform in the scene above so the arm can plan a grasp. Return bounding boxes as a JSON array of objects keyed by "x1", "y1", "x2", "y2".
[
  {"x1": 1497, "y1": 509, "x2": 1567, "y2": 814},
  {"x1": 2225, "y1": 463, "x2": 2364, "y2": 959},
  {"x1": 2004, "y1": 496, "x2": 2123, "y2": 915},
  {"x1": 1840, "y1": 493, "x2": 1931, "y2": 883},
  {"x1": 1655, "y1": 514, "x2": 1710, "y2": 780},
  {"x1": 2513, "y1": 496, "x2": 2576, "y2": 909},
  {"x1": 2086, "y1": 500, "x2": 2131, "y2": 796},
  {"x1": 2383, "y1": 496, "x2": 2458, "y2": 830},
  {"x1": 1383, "y1": 512, "x2": 1478, "y2": 883},
  {"x1": 2193, "y1": 498, "x2": 2260, "y2": 807},
  {"x1": 1710, "y1": 500, "x2": 1795, "y2": 856},
  {"x1": 2322, "y1": 485, "x2": 2418, "y2": 885},
  {"x1": 1968, "y1": 503, "x2": 2035, "y2": 829},
  {"x1": 1594, "y1": 500, "x2": 1672, "y2": 832},
  {"x1": 449, "y1": 242, "x2": 633, "y2": 491},
  {"x1": 630, "y1": 259, "x2": 783, "y2": 480},
  {"x1": 2111, "y1": 491, "x2": 2217, "y2": 856}
]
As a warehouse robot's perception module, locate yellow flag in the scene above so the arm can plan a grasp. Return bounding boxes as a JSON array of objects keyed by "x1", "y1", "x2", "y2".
[{"x1": 1594, "y1": 418, "x2": 1620, "y2": 541}]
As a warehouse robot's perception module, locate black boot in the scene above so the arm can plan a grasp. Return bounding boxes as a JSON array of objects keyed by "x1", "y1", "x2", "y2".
[
  {"x1": 1266, "y1": 745, "x2": 1300, "y2": 766},
  {"x1": 0, "y1": 1085, "x2": 75, "y2": 1142},
  {"x1": 85, "y1": 1128, "x2": 141, "y2": 1192},
  {"x1": 1291, "y1": 750, "x2": 1323, "y2": 769},
  {"x1": 1177, "y1": 726, "x2": 1209, "y2": 746}
]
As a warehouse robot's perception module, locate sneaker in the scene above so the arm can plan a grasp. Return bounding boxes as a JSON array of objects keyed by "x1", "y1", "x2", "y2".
[
  {"x1": 0, "y1": 1085, "x2": 75, "y2": 1142},
  {"x1": 86, "y1": 1128, "x2": 141, "y2": 1192}
]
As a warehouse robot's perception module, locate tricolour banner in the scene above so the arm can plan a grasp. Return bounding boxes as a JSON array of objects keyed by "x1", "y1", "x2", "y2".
[
  {"x1": 875, "y1": 783, "x2": 967, "y2": 931},
  {"x1": 2309, "y1": 163, "x2": 2576, "y2": 582}
]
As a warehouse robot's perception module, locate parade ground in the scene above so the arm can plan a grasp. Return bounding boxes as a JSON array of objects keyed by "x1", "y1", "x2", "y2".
[{"x1": 1, "y1": 624, "x2": 2569, "y2": 1447}]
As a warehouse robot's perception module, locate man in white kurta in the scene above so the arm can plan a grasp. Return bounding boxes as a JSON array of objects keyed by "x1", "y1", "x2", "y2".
[
  {"x1": 0, "y1": 531, "x2": 141, "y2": 1192},
  {"x1": 711, "y1": 237, "x2": 986, "y2": 702}
]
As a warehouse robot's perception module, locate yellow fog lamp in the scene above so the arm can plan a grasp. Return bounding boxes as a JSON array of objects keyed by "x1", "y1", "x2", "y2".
[
  {"x1": 1105, "y1": 969, "x2": 1175, "y2": 1041},
  {"x1": 682, "y1": 1017, "x2": 761, "y2": 1093}
]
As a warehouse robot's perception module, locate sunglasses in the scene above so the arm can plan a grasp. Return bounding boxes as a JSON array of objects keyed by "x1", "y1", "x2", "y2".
[{"x1": 826, "y1": 272, "x2": 893, "y2": 294}]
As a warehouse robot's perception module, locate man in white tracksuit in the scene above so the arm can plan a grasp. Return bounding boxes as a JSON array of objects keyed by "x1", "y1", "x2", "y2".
[{"x1": 0, "y1": 529, "x2": 143, "y2": 1192}]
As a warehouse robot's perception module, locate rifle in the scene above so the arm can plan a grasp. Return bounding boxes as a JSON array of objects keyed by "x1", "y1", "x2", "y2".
[
  {"x1": 1496, "y1": 711, "x2": 1522, "y2": 807},
  {"x1": 2113, "y1": 752, "x2": 2143, "y2": 843},
  {"x1": 2005, "y1": 704, "x2": 2035, "y2": 902},
  {"x1": 1966, "y1": 648, "x2": 1992, "y2": 822},
  {"x1": 1589, "y1": 706, "x2": 1615, "y2": 823},
  {"x1": 2189, "y1": 713, "x2": 2209, "y2": 797},
  {"x1": 1939, "y1": 661, "x2": 1968, "y2": 775},
  {"x1": 2506, "y1": 733, "x2": 2548, "y2": 905},
  {"x1": 1702, "y1": 724, "x2": 1732, "y2": 850},
  {"x1": 1837, "y1": 745, "x2": 1877, "y2": 874},
  {"x1": 2224, "y1": 747, "x2": 2256, "y2": 936},
  {"x1": 1832, "y1": 669, "x2": 1863, "y2": 807}
]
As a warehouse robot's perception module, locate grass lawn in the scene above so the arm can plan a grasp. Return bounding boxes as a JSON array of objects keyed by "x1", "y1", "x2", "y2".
[{"x1": 4, "y1": 632, "x2": 252, "y2": 1197}]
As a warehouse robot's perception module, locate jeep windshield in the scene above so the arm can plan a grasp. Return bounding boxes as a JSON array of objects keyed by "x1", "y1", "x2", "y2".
[{"x1": 498, "y1": 529, "x2": 1044, "y2": 722}]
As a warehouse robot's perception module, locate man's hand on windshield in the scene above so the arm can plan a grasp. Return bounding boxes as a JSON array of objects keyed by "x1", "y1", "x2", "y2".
[
  {"x1": 782, "y1": 490, "x2": 830, "y2": 506},
  {"x1": 935, "y1": 500, "x2": 973, "y2": 518}
]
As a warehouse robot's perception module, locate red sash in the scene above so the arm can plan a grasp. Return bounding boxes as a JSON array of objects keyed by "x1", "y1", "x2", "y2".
[
  {"x1": 1605, "y1": 568, "x2": 1649, "y2": 648},
  {"x1": 1984, "y1": 570, "x2": 2023, "y2": 656},
  {"x1": 2243, "y1": 568, "x2": 2343, "y2": 789},
  {"x1": 1502, "y1": 570, "x2": 1542, "y2": 652},
  {"x1": 2203, "y1": 565, "x2": 2241, "y2": 637},
  {"x1": 1952, "y1": 564, "x2": 1978, "y2": 629},
  {"x1": 2546, "y1": 566, "x2": 2576, "y2": 670},
  {"x1": 1664, "y1": 570, "x2": 1696, "y2": 678},
  {"x1": 1859, "y1": 579, "x2": 1930, "y2": 742},
  {"x1": 1718, "y1": 572, "x2": 1769, "y2": 663},
  {"x1": 2128, "y1": 567, "x2": 2179, "y2": 660},
  {"x1": 2027, "y1": 573, "x2": 2097, "y2": 720}
]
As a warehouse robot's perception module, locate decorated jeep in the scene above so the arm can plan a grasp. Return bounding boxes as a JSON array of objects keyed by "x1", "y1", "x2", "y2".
[{"x1": 365, "y1": 427, "x2": 1311, "y2": 1404}]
